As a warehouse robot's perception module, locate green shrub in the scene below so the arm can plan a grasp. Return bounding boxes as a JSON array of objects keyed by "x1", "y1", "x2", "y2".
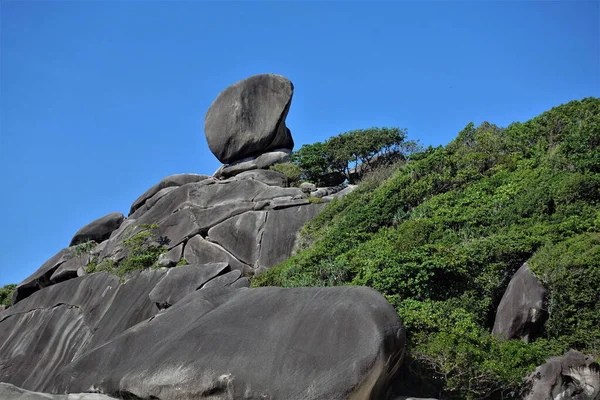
[
  {"x1": 0, "y1": 284, "x2": 16, "y2": 307},
  {"x1": 86, "y1": 223, "x2": 167, "y2": 279},
  {"x1": 270, "y1": 162, "x2": 302, "y2": 186},
  {"x1": 254, "y1": 98, "x2": 600, "y2": 398}
]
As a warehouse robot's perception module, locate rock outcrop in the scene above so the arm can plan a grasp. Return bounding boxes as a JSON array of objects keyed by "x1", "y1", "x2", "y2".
[
  {"x1": 524, "y1": 350, "x2": 600, "y2": 400},
  {"x1": 492, "y1": 262, "x2": 548, "y2": 342},
  {"x1": 1, "y1": 74, "x2": 397, "y2": 400},
  {"x1": 205, "y1": 74, "x2": 294, "y2": 166}
]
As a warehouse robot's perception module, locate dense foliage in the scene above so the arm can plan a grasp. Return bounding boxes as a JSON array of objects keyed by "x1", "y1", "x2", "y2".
[
  {"x1": 290, "y1": 127, "x2": 421, "y2": 185},
  {"x1": 254, "y1": 98, "x2": 600, "y2": 399},
  {"x1": 0, "y1": 284, "x2": 16, "y2": 307}
]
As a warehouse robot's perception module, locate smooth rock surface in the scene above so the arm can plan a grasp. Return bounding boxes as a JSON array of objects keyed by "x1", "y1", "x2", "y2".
[
  {"x1": 53, "y1": 286, "x2": 405, "y2": 400},
  {"x1": 492, "y1": 263, "x2": 548, "y2": 342},
  {"x1": 216, "y1": 149, "x2": 291, "y2": 178},
  {"x1": 69, "y1": 212, "x2": 125, "y2": 247},
  {"x1": 235, "y1": 169, "x2": 287, "y2": 187},
  {"x1": 0, "y1": 383, "x2": 116, "y2": 400},
  {"x1": 149, "y1": 263, "x2": 229, "y2": 309},
  {"x1": 156, "y1": 243, "x2": 184, "y2": 268},
  {"x1": 184, "y1": 235, "x2": 251, "y2": 274},
  {"x1": 208, "y1": 211, "x2": 267, "y2": 266},
  {"x1": 524, "y1": 350, "x2": 600, "y2": 400},
  {"x1": 205, "y1": 74, "x2": 294, "y2": 164},
  {"x1": 129, "y1": 173, "x2": 209, "y2": 216}
]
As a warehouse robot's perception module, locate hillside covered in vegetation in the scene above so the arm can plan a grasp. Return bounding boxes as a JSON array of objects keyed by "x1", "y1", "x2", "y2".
[{"x1": 254, "y1": 98, "x2": 600, "y2": 399}]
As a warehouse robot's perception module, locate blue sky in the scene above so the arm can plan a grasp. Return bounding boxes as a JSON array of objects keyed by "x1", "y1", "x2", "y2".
[{"x1": 0, "y1": 1, "x2": 598, "y2": 286}]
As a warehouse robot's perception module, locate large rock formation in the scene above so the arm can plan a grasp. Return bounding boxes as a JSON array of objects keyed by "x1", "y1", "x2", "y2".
[
  {"x1": 524, "y1": 350, "x2": 600, "y2": 400},
  {"x1": 492, "y1": 262, "x2": 548, "y2": 342},
  {"x1": 0, "y1": 75, "x2": 380, "y2": 400},
  {"x1": 205, "y1": 74, "x2": 294, "y2": 166}
]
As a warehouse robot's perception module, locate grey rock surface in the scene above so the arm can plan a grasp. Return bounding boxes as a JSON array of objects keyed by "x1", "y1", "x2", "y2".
[
  {"x1": 216, "y1": 149, "x2": 291, "y2": 178},
  {"x1": 0, "y1": 383, "x2": 116, "y2": 400},
  {"x1": 235, "y1": 169, "x2": 287, "y2": 187},
  {"x1": 492, "y1": 262, "x2": 548, "y2": 342},
  {"x1": 50, "y1": 253, "x2": 90, "y2": 283},
  {"x1": 524, "y1": 350, "x2": 600, "y2": 400},
  {"x1": 0, "y1": 270, "x2": 165, "y2": 390},
  {"x1": 12, "y1": 247, "x2": 75, "y2": 304},
  {"x1": 208, "y1": 211, "x2": 267, "y2": 265},
  {"x1": 129, "y1": 173, "x2": 209, "y2": 216},
  {"x1": 149, "y1": 263, "x2": 229, "y2": 309},
  {"x1": 184, "y1": 235, "x2": 251, "y2": 274},
  {"x1": 205, "y1": 74, "x2": 294, "y2": 164},
  {"x1": 202, "y1": 269, "x2": 242, "y2": 288},
  {"x1": 156, "y1": 243, "x2": 184, "y2": 268},
  {"x1": 53, "y1": 286, "x2": 405, "y2": 400},
  {"x1": 69, "y1": 212, "x2": 125, "y2": 247},
  {"x1": 257, "y1": 204, "x2": 325, "y2": 270}
]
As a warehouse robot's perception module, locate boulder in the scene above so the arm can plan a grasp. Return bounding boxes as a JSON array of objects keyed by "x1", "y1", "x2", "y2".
[
  {"x1": 129, "y1": 173, "x2": 210, "y2": 216},
  {"x1": 50, "y1": 253, "x2": 90, "y2": 283},
  {"x1": 202, "y1": 269, "x2": 242, "y2": 288},
  {"x1": 53, "y1": 286, "x2": 406, "y2": 400},
  {"x1": 204, "y1": 74, "x2": 294, "y2": 164},
  {"x1": 492, "y1": 263, "x2": 548, "y2": 342},
  {"x1": 0, "y1": 383, "x2": 116, "y2": 400},
  {"x1": 524, "y1": 350, "x2": 600, "y2": 400},
  {"x1": 69, "y1": 212, "x2": 125, "y2": 247},
  {"x1": 300, "y1": 182, "x2": 316, "y2": 193},
  {"x1": 12, "y1": 247, "x2": 75, "y2": 304},
  {"x1": 156, "y1": 243, "x2": 184, "y2": 268},
  {"x1": 149, "y1": 263, "x2": 229, "y2": 309}
]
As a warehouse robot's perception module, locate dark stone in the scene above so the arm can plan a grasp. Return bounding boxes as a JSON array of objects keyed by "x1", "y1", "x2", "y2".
[
  {"x1": 184, "y1": 235, "x2": 251, "y2": 274},
  {"x1": 235, "y1": 169, "x2": 287, "y2": 187},
  {"x1": 0, "y1": 270, "x2": 166, "y2": 391},
  {"x1": 53, "y1": 286, "x2": 405, "y2": 400},
  {"x1": 202, "y1": 270, "x2": 242, "y2": 288},
  {"x1": 0, "y1": 382, "x2": 117, "y2": 399},
  {"x1": 257, "y1": 204, "x2": 325, "y2": 272},
  {"x1": 524, "y1": 350, "x2": 600, "y2": 400},
  {"x1": 12, "y1": 248, "x2": 74, "y2": 305},
  {"x1": 492, "y1": 263, "x2": 548, "y2": 342},
  {"x1": 69, "y1": 212, "x2": 125, "y2": 247},
  {"x1": 207, "y1": 211, "x2": 267, "y2": 266},
  {"x1": 204, "y1": 74, "x2": 294, "y2": 164},
  {"x1": 149, "y1": 263, "x2": 229, "y2": 309},
  {"x1": 50, "y1": 253, "x2": 90, "y2": 283},
  {"x1": 156, "y1": 243, "x2": 184, "y2": 268},
  {"x1": 129, "y1": 173, "x2": 209, "y2": 216}
]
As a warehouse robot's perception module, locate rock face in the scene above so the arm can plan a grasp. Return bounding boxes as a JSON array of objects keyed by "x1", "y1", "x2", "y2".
[
  {"x1": 204, "y1": 74, "x2": 294, "y2": 165},
  {"x1": 69, "y1": 212, "x2": 125, "y2": 246},
  {"x1": 0, "y1": 75, "x2": 407, "y2": 400},
  {"x1": 52, "y1": 286, "x2": 405, "y2": 400},
  {"x1": 524, "y1": 350, "x2": 600, "y2": 400},
  {"x1": 0, "y1": 383, "x2": 116, "y2": 400},
  {"x1": 492, "y1": 262, "x2": 548, "y2": 342}
]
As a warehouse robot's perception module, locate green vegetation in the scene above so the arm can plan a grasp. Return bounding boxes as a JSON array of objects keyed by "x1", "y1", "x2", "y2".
[
  {"x1": 176, "y1": 257, "x2": 188, "y2": 266},
  {"x1": 0, "y1": 284, "x2": 16, "y2": 308},
  {"x1": 253, "y1": 98, "x2": 600, "y2": 399},
  {"x1": 87, "y1": 223, "x2": 167, "y2": 279},
  {"x1": 270, "y1": 162, "x2": 302, "y2": 186},
  {"x1": 290, "y1": 127, "x2": 421, "y2": 185}
]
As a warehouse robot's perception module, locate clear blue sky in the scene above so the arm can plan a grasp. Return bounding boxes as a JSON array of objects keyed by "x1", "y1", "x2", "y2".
[{"x1": 0, "y1": 1, "x2": 598, "y2": 286}]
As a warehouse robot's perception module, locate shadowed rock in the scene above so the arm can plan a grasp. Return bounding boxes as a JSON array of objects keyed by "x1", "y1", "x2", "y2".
[
  {"x1": 524, "y1": 350, "x2": 600, "y2": 400},
  {"x1": 0, "y1": 383, "x2": 116, "y2": 399},
  {"x1": 205, "y1": 74, "x2": 294, "y2": 164},
  {"x1": 492, "y1": 263, "x2": 548, "y2": 342},
  {"x1": 53, "y1": 286, "x2": 405, "y2": 400},
  {"x1": 69, "y1": 212, "x2": 125, "y2": 247}
]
